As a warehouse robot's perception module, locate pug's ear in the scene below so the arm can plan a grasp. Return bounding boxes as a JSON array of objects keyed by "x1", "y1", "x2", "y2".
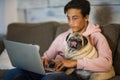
[
  {"x1": 66, "y1": 33, "x2": 71, "y2": 41},
  {"x1": 83, "y1": 36, "x2": 88, "y2": 45}
]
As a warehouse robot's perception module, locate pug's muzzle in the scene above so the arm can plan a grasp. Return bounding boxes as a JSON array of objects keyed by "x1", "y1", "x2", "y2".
[
  {"x1": 66, "y1": 33, "x2": 88, "y2": 50},
  {"x1": 67, "y1": 38, "x2": 82, "y2": 50}
]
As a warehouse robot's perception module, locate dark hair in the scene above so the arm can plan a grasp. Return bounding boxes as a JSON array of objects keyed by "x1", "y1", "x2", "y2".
[{"x1": 64, "y1": 0, "x2": 90, "y2": 17}]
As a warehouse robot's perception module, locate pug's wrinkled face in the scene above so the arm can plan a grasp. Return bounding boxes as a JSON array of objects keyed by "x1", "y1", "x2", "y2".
[{"x1": 66, "y1": 32, "x2": 88, "y2": 50}]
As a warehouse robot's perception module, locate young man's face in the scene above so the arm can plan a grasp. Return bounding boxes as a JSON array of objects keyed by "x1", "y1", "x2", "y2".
[{"x1": 66, "y1": 8, "x2": 89, "y2": 32}]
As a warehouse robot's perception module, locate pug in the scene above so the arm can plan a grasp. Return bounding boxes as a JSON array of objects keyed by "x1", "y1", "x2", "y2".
[{"x1": 65, "y1": 32, "x2": 115, "y2": 80}]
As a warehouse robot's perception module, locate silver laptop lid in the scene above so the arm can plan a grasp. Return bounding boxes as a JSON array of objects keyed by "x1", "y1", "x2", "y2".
[{"x1": 4, "y1": 40, "x2": 46, "y2": 75}]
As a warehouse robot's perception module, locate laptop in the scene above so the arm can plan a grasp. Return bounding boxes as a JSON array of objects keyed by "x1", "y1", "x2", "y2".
[{"x1": 4, "y1": 40, "x2": 58, "y2": 75}]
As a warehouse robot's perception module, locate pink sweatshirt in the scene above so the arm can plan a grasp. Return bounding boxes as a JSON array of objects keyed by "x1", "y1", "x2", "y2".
[{"x1": 43, "y1": 23, "x2": 112, "y2": 72}]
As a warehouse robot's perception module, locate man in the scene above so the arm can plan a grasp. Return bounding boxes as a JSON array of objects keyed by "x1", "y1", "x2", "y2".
[{"x1": 3, "y1": 0, "x2": 114, "y2": 80}]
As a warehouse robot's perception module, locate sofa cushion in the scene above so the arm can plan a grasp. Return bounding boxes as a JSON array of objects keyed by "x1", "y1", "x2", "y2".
[
  {"x1": 6, "y1": 22, "x2": 60, "y2": 55},
  {"x1": 101, "y1": 24, "x2": 120, "y2": 75},
  {"x1": 0, "y1": 49, "x2": 14, "y2": 69}
]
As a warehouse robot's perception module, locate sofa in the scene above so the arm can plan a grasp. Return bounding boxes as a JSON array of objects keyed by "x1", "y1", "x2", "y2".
[{"x1": 0, "y1": 21, "x2": 120, "y2": 80}]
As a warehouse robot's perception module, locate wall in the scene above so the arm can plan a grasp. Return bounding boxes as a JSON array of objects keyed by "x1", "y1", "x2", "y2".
[
  {"x1": 0, "y1": 0, "x2": 18, "y2": 35},
  {"x1": 6, "y1": 0, "x2": 18, "y2": 27},
  {"x1": 0, "y1": 0, "x2": 6, "y2": 35},
  {"x1": 0, "y1": 0, "x2": 120, "y2": 35},
  {"x1": 18, "y1": 0, "x2": 120, "y2": 25}
]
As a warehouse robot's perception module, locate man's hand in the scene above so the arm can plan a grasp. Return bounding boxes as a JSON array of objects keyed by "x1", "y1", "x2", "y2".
[
  {"x1": 42, "y1": 57, "x2": 49, "y2": 68},
  {"x1": 55, "y1": 59, "x2": 77, "y2": 72}
]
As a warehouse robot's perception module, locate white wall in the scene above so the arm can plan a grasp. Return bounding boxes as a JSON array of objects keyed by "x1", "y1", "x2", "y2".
[
  {"x1": 18, "y1": 0, "x2": 120, "y2": 25},
  {"x1": 0, "y1": 0, "x2": 18, "y2": 35},
  {"x1": 6, "y1": 0, "x2": 18, "y2": 26},
  {"x1": 0, "y1": 0, "x2": 120, "y2": 35},
  {"x1": 0, "y1": 0, "x2": 6, "y2": 35}
]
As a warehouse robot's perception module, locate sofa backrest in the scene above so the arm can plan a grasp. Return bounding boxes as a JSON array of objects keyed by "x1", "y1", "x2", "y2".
[
  {"x1": 6, "y1": 21, "x2": 60, "y2": 55},
  {"x1": 114, "y1": 37, "x2": 120, "y2": 75}
]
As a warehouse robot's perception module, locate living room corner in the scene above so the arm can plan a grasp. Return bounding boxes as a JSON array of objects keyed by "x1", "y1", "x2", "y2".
[{"x1": 0, "y1": 0, "x2": 120, "y2": 80}]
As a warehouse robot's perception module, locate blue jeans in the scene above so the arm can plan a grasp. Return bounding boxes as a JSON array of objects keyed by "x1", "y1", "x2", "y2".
[{"x1": 3, "y1": 68, "x2": 79, "y2": 80}]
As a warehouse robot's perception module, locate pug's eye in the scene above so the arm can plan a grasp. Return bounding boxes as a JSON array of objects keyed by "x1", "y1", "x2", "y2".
[
  {"x1": 69, "y1": 37, "x2": 74, "y2": 41},
  {"x1": 75, "y1": 34, "x2": 79, "y2": 37},
  {"x1": 78, "y1": 39, "x2": 82, "y2": 43},
  {"x1": 69, "y1": 39, "x2": 72, "y2": 41},
  {"x1": 80, "y1": 39, "x2": 82, "y2": 42}
]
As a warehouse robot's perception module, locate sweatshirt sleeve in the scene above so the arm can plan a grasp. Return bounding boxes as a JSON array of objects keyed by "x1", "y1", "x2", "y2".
[
  {"x1": 77, "y1": 32, "x2": 113, "y2": 72},
  {"x1": 43, "y1": 35, "x2": 62, "y2": 61},
  {"x1": 43, "y1": 29, "x2": 71, "y2": 61}
]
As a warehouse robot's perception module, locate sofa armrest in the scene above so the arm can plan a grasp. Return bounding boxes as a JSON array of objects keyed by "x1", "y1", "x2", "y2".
[
  {"x1": 101, "y1": 24, "x2": 120, "y2": 75},
  {"x1": 0, "y1": 35, "x2": 5, "y2": 54},
  {"x1": 0, "y1": 41, "x2": 4, "y2": 54}
]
